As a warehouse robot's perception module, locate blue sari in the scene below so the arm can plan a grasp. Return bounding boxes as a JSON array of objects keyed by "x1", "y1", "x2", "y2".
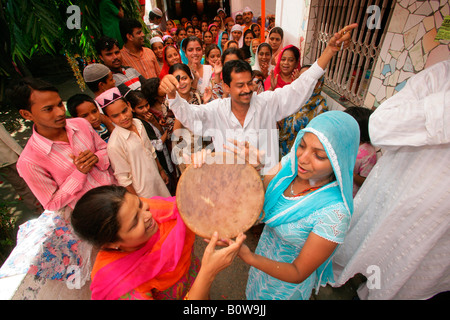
[{"x1": 246, "y1": 111, "x2": 360, "y2": 300}]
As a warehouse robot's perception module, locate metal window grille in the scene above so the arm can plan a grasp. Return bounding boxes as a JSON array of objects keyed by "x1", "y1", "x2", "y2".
[{"x1": 310, "y1": 0, "x2": 394, "y2": 106}]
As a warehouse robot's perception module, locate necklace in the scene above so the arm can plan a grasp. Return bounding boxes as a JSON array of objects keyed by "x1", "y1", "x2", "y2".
[{"x1": 290, "y1": 182, "x2": 321, "y2": 197}]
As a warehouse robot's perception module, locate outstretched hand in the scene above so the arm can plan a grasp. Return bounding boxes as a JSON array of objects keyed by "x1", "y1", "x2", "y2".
[
  {"x1": 327, "y1": 23, "x2": 358, "y2": 52},
  {"x1": 317, "y1": 23, "x2": 358, "y2": 70},
  {"x1": 223, "y1": 139, "x2": 265, "y2": 171},
  {"x1": 201, "y1": 231, "x2": 246, "y2": 277}
]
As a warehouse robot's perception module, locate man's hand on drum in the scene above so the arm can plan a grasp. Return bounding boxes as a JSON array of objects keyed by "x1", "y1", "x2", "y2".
[
  {"x1": 224, "y1": 139, "x2": 265, "y2": 172},
  {"x1": 183, "y1": 148, "x2": 212, "y2": 168},
  {"x1": 160, "y1": 74, "x2": 179, "y2": 99}
]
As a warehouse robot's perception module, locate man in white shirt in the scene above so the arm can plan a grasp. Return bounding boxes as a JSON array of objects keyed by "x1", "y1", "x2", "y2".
[
  {"x1": 333, "y1": 59, "x2": 450, "y2": 300},
  {"x1": 160, "y1": 23, "x2": 357, "y2": 173}
]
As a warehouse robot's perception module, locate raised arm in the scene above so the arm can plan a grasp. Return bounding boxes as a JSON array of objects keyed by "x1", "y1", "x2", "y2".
[{"x1": 369, "y1": 60, "x2": 450, "y2": 148}]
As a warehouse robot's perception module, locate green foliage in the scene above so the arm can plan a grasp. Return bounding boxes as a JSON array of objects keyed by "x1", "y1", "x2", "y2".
[
  {"x1": 0, "y1": 200, "x2": 17, "y2": 265},
  {"x1": 1, "y1": 0, "x2": 143, "y2": 77}
]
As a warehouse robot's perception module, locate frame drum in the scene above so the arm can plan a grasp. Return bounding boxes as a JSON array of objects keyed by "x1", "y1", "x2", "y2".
[{"x1": 176, "y1": 152, "x2": 264, "y2": 239}]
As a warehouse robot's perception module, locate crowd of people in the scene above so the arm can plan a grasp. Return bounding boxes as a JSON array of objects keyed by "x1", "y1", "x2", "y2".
[{"x1": 3, "y1": 2, "x2": 448, "y2": 301}]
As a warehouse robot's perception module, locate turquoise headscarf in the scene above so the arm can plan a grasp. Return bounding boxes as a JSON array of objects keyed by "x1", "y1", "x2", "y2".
[
  {"x1": 263, "y1": 111, "x2": 360, "y2": 227},
  {"x1": 217, "y1": 31, "x2": 228, "y2": 53},
  {"x1": 179, "y1": 38, "x2": 189, "y2": 64}
]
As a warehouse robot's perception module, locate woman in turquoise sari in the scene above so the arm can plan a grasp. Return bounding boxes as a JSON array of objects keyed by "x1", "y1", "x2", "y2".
[{"x1": 239, "y1": 111, "x2": 360, "y2": 300}]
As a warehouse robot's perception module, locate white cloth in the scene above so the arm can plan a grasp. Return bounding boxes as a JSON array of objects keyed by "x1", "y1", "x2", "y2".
[
  {"x1": 168, "y1": 61, "x2": 325, "y2": 173},
  {"x1": 197, "y1": 64, "x2": 214, "y2": 95},
  {"x1": 332, "y1": 59, "x2": 450, "y2": 300},
  {"x1": 107, "y1": 119, "x2": 170, "y2": 198}
]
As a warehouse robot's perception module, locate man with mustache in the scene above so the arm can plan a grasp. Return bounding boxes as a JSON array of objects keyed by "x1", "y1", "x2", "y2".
[
  {"x1": 161, "y1": 24, "x2": 357, "y2": 173},
  {"x1": 119, "y1": 18, "x2": 161, "y2": 79},
  {"x1": 7, "y1": 78, "x2": 117, "y2": 212}
]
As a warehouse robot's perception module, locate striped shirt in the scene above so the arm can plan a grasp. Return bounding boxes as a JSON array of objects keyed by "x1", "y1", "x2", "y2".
[
  {"x1": 17, "y1": 118, "x2": 117, "y2": 211},
  {"x1": 120, "y1": 46, "x2": 161, "y2": 79}
]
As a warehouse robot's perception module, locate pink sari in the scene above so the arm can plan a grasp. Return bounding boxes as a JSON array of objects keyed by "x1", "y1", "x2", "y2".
[{"x1": 90, "y1": 196, "x2": 195, "y2": 300}]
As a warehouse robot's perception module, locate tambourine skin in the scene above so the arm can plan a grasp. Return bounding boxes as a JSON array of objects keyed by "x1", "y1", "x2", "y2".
[{"x1": 176, "y1": 152, "x2": 264, "y2": 239}]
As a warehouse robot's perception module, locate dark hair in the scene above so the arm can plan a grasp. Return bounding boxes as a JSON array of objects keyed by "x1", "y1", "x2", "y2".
[
  {"x1": 269, "y1": 26, "x2": 284, "y2": 39},
  {"x1": 222, "y1": 59, "x2": 252, "y2": 86},
  {"x1": 66, "y1": 94, "x2": 96, "y2": 117},
  {"x1": 169, "y1": 63, "x2": 193, "y2": 79},
  {"x1": 221, "y1": 47, "x2": 245, "y2": 65},
  {"x1": 119, "y1": 18, "x2": 142, "y2": 44},
  {"x1": 141, "y1": 77, "x2": 161, "y2": 106},
  {"x1": 71, "y1": 185, "x2": 127, "y2": 247},
  {"x1": 95, "y1": 36, "x2": 120, "y2": 55},
  {"x1": 185, "y1": 25, "x2": 194, "y2": 33},
  {"x1": 205, "y1": 44, "x2": 221, "y2": 61},
  {"x1": 176, "y1": 28, "x2": 186, "y2": 36},
  {"x1": 283, "y1": 46, "x2": 300, "y2": 63},
  {"x1": 344, "y1": 106, "x2": 373, "y2": 144},
  {"x1": 257, "y1": 42, "x2": 272, "y2": 55},
  {"x1": 149, "y1": 11, "x2": 162, "y2": 21},
  {"x1": 6, "y1": 77, "x2": 58, "y2": 112},
  {"x1": 203, "y1": 30, "x2": 213, "y2": 40},
  {"x1": 182, "y1": 36, "x2": 202, "y2": 52},
  {"x1": 243, "y1": 29, "x2": 256, "y2": 41},
  {"x1": 126, "y1": 90, "x2": 147, "y2": 110},
  {"x1": 149, "y1": 11, "x2": 161, "y2": 21}
]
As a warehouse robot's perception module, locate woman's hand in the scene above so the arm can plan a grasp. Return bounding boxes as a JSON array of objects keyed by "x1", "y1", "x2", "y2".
[
  {"x1": 224, "y1": 139, "x2": 265, "y2": 171},
  {"x1": 187, "y1": 231, "x2": 246, "y2": 300},
  {"x1": 291, "y1": 68, "x2": 301, "y2": 82},
  {"x1": 201, "y1": 231, "x2": 246, "y2": 276},
  {"x1": 203, "y1": 86, "x2": 212, "y2": 104},
  {"x1": 269, "y1": 70, "x2": 278, "y2": 91},
  {"x1": 213, "y1": 58, "x2": 223, "y2": 75}
]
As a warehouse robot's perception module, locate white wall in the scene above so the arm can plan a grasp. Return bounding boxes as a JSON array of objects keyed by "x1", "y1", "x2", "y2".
[{"x1": 275, "y1": 0, "x2": 306, "y2": 50}]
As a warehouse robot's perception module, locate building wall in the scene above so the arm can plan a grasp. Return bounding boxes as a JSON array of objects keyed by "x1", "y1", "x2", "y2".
[{"x1": 365, "y1": 0, "x2": 450, "y2": 108}]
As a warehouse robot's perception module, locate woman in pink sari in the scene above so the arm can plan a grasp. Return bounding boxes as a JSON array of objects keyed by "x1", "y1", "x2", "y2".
[
  {"x1": 264, "y1": 45, "x2": 301, "y2": 91},
  {"x1": 71, "y1": 185, "x2": 245, "y2": 300}
]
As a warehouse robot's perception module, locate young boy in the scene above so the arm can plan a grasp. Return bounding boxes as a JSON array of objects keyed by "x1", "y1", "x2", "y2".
[
  {"x1": 6, "y1": 77, "x2": 117, "y2": 212},
  {"x1": 67, "y1": 94, "x2": 113, "y2": 142},
  {"x1": 96, "y1": 87, "x2": 170, "y2": 198}
]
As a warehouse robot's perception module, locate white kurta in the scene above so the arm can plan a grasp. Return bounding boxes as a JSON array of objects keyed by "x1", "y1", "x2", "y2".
[
  {"x1": 107, "y1": 119, "x2": 170, "y2": 199},
  {"x1": 168, "y1": 61, "x2": 325, "y2": 173},
  {"x1": 332, "y1": 60, "x2": 450, "y2": 300}
]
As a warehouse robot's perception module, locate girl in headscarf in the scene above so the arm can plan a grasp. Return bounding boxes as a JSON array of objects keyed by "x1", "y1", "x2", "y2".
[
  {"x1": 230, "y1": 24, "x2": 244, "y2": 48},
  {"x1": 242, "y1": 29, "x2": 256, "y2": 61},
  {"x1": 239, "y1": 111, "x2": 360, "y2": 300},
  {"x1": 264, "y1": 45, "x2": 301, "y2": 91},
  {"x1": 252, "y1": 42, "x2": 273, "y2": 79},
  {"x1": 159, "y1": 45, "x2": 181, "y2": 79},
  {"x1": 266, "y1": 27, "x2": 284, "y2": 66},
  {"x1": 217, "y1": 31, "x2": 229, "y2": 53},
  {"x1": 278, "y1": 64, "x2": 328, "y2": 157},
  {"x1": 182, "y1": 36, "x2": 213, "y2": 95},
  {"x1": 249, "y1": 38, "x2": 260, "y2": 67},
  {"x1": 208, "y1": 23, "x2": 219, "y2": 44}
]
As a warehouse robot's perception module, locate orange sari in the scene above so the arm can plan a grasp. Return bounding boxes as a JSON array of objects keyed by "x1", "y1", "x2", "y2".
[{"x1": 90, "y1": 196, "x2": 196, "y2": 300}]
